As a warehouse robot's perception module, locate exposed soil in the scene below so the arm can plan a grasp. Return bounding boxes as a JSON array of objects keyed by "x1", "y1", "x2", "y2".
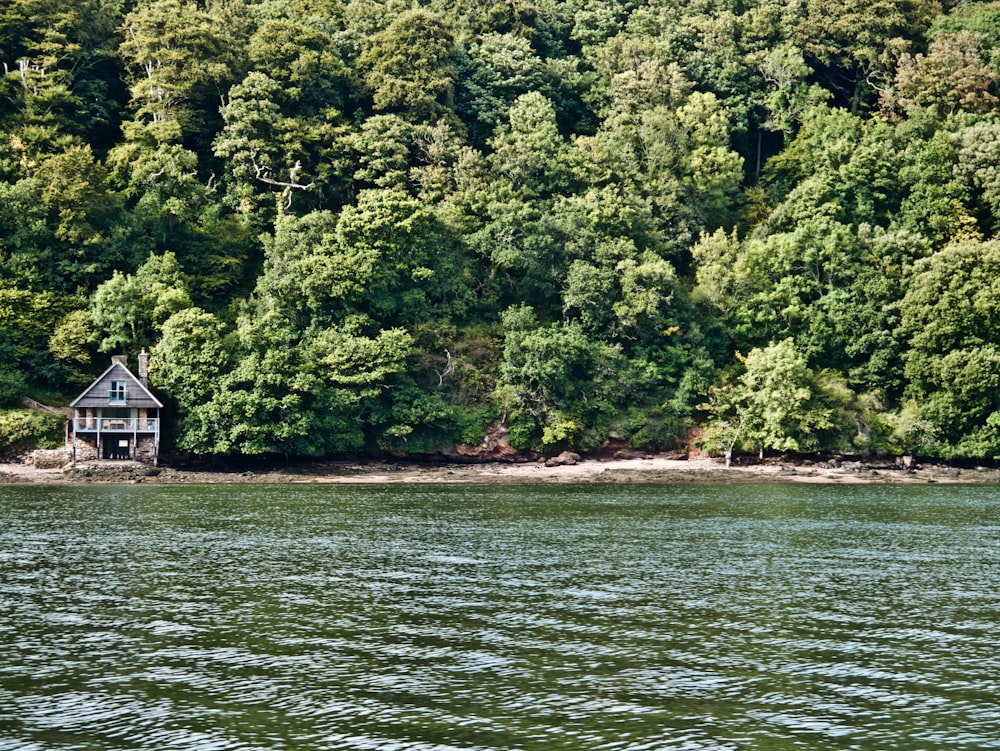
[{"x1": 1, "y1": 454, "x2": 998, "y2": 485}]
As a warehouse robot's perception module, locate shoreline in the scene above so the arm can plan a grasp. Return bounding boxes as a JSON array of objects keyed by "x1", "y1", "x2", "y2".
[{"x1": 2, "y1": 455, "x2": 999, "y2": 485}]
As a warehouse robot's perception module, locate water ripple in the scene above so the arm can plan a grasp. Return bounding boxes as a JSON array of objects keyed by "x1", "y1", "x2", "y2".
[{"x1": 1, "y1": 483, "x2": 999, "y2": 749}]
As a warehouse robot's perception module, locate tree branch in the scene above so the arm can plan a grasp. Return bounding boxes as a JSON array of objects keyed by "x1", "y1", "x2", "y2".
[{"x1": 252, "y1": 158, "x2": 315, "y2": 192}]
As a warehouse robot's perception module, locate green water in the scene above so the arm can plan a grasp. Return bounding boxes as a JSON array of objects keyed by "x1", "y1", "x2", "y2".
[{"x1": 1, "y1": 482, "x2": 998, "y2": 750}]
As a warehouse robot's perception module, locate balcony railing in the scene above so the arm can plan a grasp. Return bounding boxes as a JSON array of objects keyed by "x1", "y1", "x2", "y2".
[{"x1": 74, "y1": 418, "x2": 158, "y2": 433}]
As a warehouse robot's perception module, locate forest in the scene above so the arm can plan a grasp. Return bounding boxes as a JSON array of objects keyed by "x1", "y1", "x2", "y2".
[{"x1": 2, "y1": 0, "x2": 1000, "y2": 460}]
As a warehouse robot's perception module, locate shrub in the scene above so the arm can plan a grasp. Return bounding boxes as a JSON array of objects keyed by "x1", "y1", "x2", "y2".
[
  {"x1": 0, "y1": 410, "x2": 66, "y2": 454},
  {"x1": 0, "y1": 369, "x2": 27, "y2": 407}
]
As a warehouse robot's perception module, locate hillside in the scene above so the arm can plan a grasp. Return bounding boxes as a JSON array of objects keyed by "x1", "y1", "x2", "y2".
[{"x1": 3, "y1": 0, "x2": 1000, "y2": 460}]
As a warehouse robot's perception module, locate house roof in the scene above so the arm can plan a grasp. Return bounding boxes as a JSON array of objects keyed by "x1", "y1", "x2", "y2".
[{"x1": 70, "y1": 359, "x2": 164, "y2": 409}]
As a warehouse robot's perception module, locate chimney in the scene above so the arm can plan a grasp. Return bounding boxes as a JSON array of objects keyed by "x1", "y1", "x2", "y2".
[
  {"x1": 111, "y1": 355, "x2": 127, "y2": 367},
  {"x1": 138, "y1": 348, "x2": 149, "y2": 387}
]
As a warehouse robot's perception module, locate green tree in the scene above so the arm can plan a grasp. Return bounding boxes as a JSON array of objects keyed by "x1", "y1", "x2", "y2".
[
  {"x1": 214, "y1": 72, "x2": 287, "y2": 213},
  {"x1": 955, "y1": 120, "x2": 1000, "y2": 234},
  {"x1": 756, "y1": 44, "x2": 830, "y2": 140},
  {"x1": 675, "y1": 92, "x2": 746, "y2": 228},
  {"x1": 48, "y1": 307, "x2": 98, "y2": 385},
  {"x1": 185, "y1": 313, "x2": 337, "y2": 455},
  {"x1": 899, "y1": 239, "x2": 1000, "y2": 456},
  {"x1": 495, "y1": 304, "x2": 632, "y2": 450},
  {"x1": 241, "y1": 16, "x2": 350, "y2": 211},
  {"x1": 703, "y1": 339, "x2": 852, "y2": 463},
  {"x1": 788, "y1": 0, "x2": 939, "y2": 111},
  {"x1": 162, "y1": 304, "x2": 424, "y2": 456},
  {"x1": 118, "y1": 0, "x2": 234, "y2": 144},
  {"x1": 576, "y1": 90, "x2": 743, "y2": 250},
  {"x1": 359, "y1": 8, "x2": 455, "y2": 122},
  {"x1": 489, "y1": 91, "x2": 580, "y2": 199},
  {"x1": 257, "y1": 190, "x2": 470, "y2": 328},
  {"x1": 893, "y1": 122, "x2": 978, "y2": 248},
  {"x1": 0, "y1": 282, "x2": 77, "y2": 387},
  {"x1": 340, "y1": 114, "x2": 415, "y2": 190},
  {"x1": 453, "y1": 32, "x2": 547, "y2": 146},
  {"x1": 0, "y1": 144, "x2": 121, "y2": 291},
  {"x1": 151, "y1": 307, "x2": 233, "y2": 410},
  {"x1": 90, "y1": 251, "x2": 192, "y2": 353},
  {"x1": 0, "y1": 0, "x2": 124, "y2": 150},
  {"x1": 246, "y1": 17, "x2": 350, "y2": 113}
]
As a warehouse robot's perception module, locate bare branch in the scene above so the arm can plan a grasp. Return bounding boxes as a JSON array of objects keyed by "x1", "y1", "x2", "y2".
[
  {"x1": 143, "y1": 166, "x2": 167, "y2": 184},
  {"x1": 434, "y1": 350, "x2": 454, "y2": 387},
  {"x1": 252, "y1": 158, "x2": 315, "y2": 192}
]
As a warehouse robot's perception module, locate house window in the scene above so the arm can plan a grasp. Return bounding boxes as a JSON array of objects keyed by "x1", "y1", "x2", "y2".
[{"x1": 109, "y1": 381, "x2": 127, "y2": 403}]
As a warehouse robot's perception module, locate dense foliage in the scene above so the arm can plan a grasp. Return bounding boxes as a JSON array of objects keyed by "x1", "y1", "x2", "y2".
[
  {"x1": 0, "y1": 409, "x2": 65, "y2": 454},
  {"x1": 4, "y1": 0, "x2": 1000, "y2": 459}
]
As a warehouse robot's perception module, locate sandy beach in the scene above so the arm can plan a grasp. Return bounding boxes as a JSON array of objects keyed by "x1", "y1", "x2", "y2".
[{"x1": 1, "y1": 454, "x2": 998, "y2": 485}]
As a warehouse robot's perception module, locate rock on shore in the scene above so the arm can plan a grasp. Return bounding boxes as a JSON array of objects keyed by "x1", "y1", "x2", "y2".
[{"x1": 1, "y1": 454, "x2": 1000, "y2": 485}]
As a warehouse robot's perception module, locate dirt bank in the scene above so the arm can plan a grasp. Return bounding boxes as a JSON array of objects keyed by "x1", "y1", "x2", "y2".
[{"x1": 1, "y1": 455, "x2": 998, "y2": 485}]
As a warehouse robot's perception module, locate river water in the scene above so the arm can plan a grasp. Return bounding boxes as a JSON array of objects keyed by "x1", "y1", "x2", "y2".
[{"x1": 1, "y1": 482, "x2": 998, "y2": 750}]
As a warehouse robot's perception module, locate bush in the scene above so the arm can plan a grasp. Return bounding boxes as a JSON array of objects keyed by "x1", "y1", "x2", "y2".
[
  {"x1": 0, "y1": 410, "x2": 66, "y2": 454},
  {"x1": 0, "y1": 369, "x2": 27, "y2": 407},
  {"x1": 624, "y1": 406, "x2": 692, "y2": 451},
  {"x1": 453, "y1": 404, "x2": 496, "y2": 446}
]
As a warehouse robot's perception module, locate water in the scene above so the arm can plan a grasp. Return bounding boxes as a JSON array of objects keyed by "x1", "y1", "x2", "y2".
[{"x1": 1, "y1": 482, "x2": 999, "y2": 750}]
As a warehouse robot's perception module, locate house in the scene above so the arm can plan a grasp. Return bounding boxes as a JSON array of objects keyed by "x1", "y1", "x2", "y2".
[{"x1": 69, "y1": 351, "x2": 162, "y2": 465}]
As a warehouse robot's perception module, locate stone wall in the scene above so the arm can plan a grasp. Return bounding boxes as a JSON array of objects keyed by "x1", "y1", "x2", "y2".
[
  {"x1": 136, "y1": 435, "x2": 157, "y2": 464},
  {"x1": 72, "y1": 436, "x2": 99, "y2": 462},
  {"x1": 68, "y1": 434, "x2": 158, "y2": 465},
  {"x1": 30, "y1": 448, "x2": 72, "y2": 468}
]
